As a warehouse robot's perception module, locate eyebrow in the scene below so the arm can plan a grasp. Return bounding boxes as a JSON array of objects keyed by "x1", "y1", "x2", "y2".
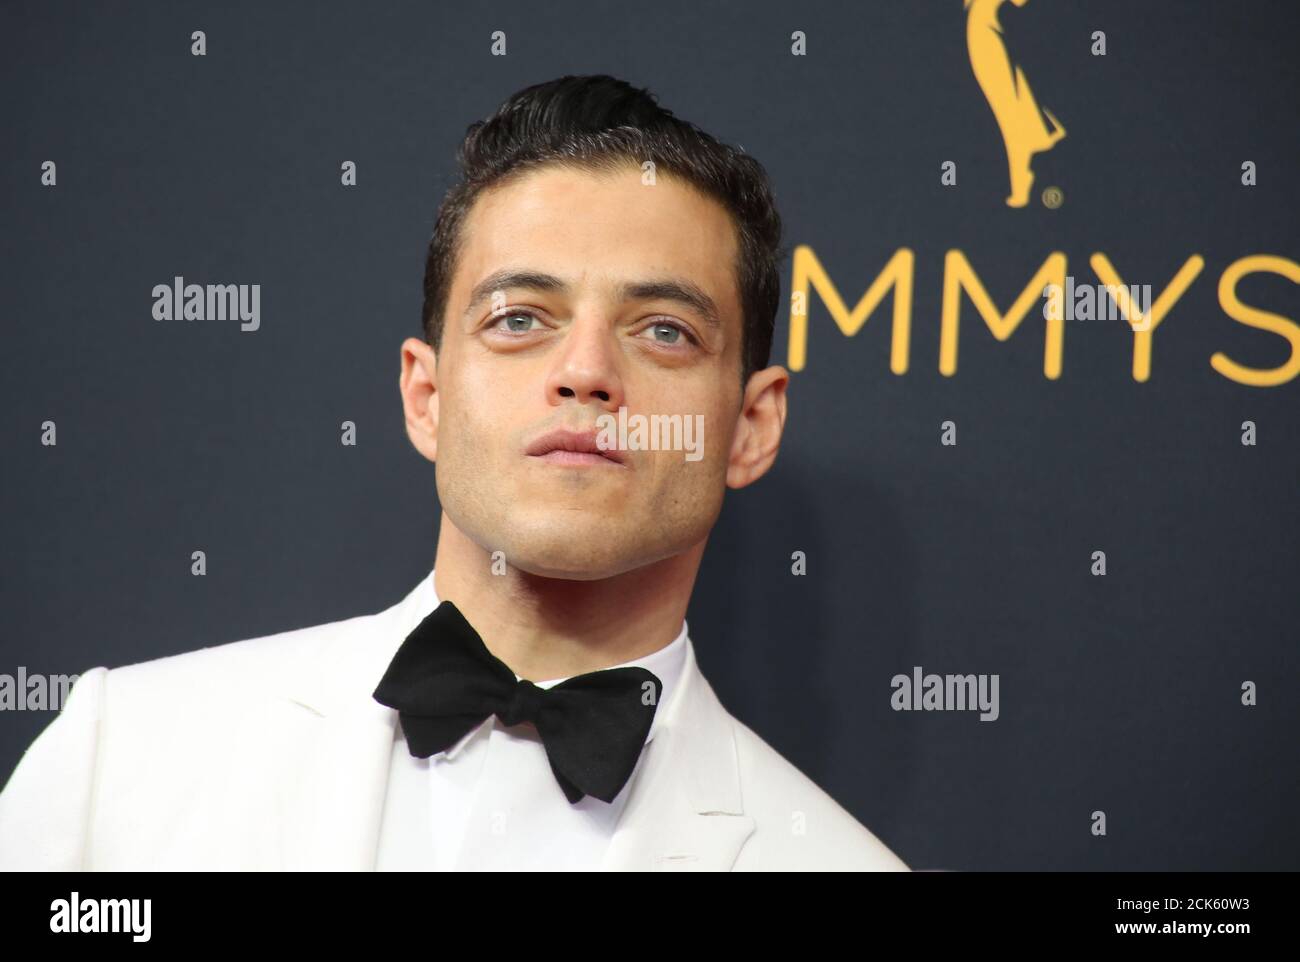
[{"x1": 463, "y1": 269, "x2": 722, "y2": 331}]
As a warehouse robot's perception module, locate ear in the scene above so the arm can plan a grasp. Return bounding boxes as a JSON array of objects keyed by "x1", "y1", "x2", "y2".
[
  {"x1": 725, "y1": 365, "x2": 789, "y2": 489},
  {"x1": 400, "y1": 337, "x2": 440, "y2": 463}
]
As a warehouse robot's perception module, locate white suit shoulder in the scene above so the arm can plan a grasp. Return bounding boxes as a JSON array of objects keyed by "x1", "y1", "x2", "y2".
[
  {"x1": 0, "y1": 610, "x2": 378, "y2": 870},
  {"x1": 0, "y1": 665, "x2": 107, "y2": 870},
  {"x1": 726, "y1": 716, "x2": 909, "y2": 871},
  {"x1": 99, "y1": 607, "x2": 379, "y2": 707}
]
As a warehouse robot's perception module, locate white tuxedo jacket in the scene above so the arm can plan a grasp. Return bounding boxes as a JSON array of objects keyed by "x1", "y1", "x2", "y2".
[{"x1": 0, "y1": 571, "x2": 908, "y2": 871}]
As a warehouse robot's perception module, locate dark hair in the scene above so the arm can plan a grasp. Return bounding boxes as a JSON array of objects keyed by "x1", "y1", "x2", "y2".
[{"x1": 420, "y1": 74, "x2": 785, "y2": 387}]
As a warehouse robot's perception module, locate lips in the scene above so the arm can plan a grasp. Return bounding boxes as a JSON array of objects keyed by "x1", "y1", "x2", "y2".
[{"x1": 525, "y1": 428, "x2": 627, "y2": 465}]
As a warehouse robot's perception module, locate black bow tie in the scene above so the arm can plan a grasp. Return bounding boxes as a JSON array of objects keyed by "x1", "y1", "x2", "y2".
[{"x1": 372, "y1": 600, "x2": 663, "y2": 804}]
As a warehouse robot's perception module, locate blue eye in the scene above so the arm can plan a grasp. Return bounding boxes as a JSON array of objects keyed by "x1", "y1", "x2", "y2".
[
  {"x1": 492, "y1": 311, "x2": 541, "y2": 333},
  {"x1": 645, "y1": 320, "x2": 697, "y2": 346}
]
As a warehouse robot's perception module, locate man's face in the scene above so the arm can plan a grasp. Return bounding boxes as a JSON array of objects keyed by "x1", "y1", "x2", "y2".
[{"x1": 409, "y1": 163, "x2": 762, "y2": 580}]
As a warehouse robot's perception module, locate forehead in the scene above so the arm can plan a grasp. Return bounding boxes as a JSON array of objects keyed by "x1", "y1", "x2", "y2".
[{"x1": 453, "y1": 163, "x2": 741, "y2": 315}]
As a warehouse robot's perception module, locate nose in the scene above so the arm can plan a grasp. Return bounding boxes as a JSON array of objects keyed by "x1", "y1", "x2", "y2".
[{"x1": 544, "y1": 311, "x2": 625, "y2": 410}]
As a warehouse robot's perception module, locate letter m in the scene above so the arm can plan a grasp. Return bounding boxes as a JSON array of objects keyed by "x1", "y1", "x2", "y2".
[
  {"x1": 787, "y1": 245, "x2": 914, "y2": 373},
  {"x1": 940, "y1": 250, "x2": 1067, "y2": 378}
]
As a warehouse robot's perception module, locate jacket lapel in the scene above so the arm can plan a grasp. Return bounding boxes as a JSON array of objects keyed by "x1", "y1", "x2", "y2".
[
  {"x1": 276, "y1": 700, "x2": 398, "y2": 870},
  {"x1": 276, "y1": 570, "x2": 756, "y2": 871},
  {"x1": 276, "y1": 573, "x2": 434, "y2": 870},
  {"x1": 599, "y1": 641, "x2": 756, "y2": 871}
]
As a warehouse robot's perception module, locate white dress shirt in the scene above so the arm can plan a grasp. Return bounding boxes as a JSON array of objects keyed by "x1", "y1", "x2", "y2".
[{"x1": 374, "y1": 596, "x2": 689, "y2": 872}]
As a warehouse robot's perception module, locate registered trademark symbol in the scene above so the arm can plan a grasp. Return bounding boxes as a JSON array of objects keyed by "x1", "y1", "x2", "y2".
[{"x1": 1042, "y1": 186, "x2": 1064, "y2": 209}]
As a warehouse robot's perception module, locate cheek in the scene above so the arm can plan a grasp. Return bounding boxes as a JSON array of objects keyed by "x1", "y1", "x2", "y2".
[
  {"x1": 449, "y1": 408, "x2": 499, "y2": 470},
  {"x1": 648, "y1": 411, "x2": 731, "y2": 486},
  {"x1": 439, "y1": 357, "x2": 492, "y2": 434},
  {"x1": 636, "y1": 396, "x2": 734, "y2": 470},
  {"x1": 701, "y1": 401, "x2": 738, "y2": 459},
  {"x1": 435, "y1": 380, "x2": 486, "y2": 468},
  {"x1": 647, "y1": 452, "x2": 729, "y2": 540}
]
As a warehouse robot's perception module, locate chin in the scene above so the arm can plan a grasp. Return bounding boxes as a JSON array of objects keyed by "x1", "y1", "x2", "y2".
[
  {"x1": 503, "y1": 551, "x2": 629, "y2": 582},
  {"x1": 466, "y1": 506, "x2": 705, "y2": 581},
  {"x1": 504, "y1": 534, "x2": 630, "y2": 581},
  {"x1": 515, "y1": 563, "x2": 619, "y2": 582},
  {"x1": 502, "y1": 522, "x2": 653, "y2": 580}
]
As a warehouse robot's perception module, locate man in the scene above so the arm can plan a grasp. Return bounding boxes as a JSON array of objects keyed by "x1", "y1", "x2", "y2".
[{"x1": 0, "y1": 74, "x2": 907, "y2": 871}]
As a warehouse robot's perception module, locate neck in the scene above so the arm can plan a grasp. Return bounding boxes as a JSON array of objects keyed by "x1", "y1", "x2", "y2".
[{"x1": 430, "y1": 512, "x2": 704, "y2": 682}]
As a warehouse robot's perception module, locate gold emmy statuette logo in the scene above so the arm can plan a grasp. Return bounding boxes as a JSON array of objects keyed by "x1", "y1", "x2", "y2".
[{"x1": 966, "y1": 0, "x2": 1066, "y2": 207}]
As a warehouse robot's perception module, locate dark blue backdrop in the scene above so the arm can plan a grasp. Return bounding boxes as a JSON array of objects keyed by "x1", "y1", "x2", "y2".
[{"x1": 3, "y1": 0, "x2": 1297, "y2": 870}]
